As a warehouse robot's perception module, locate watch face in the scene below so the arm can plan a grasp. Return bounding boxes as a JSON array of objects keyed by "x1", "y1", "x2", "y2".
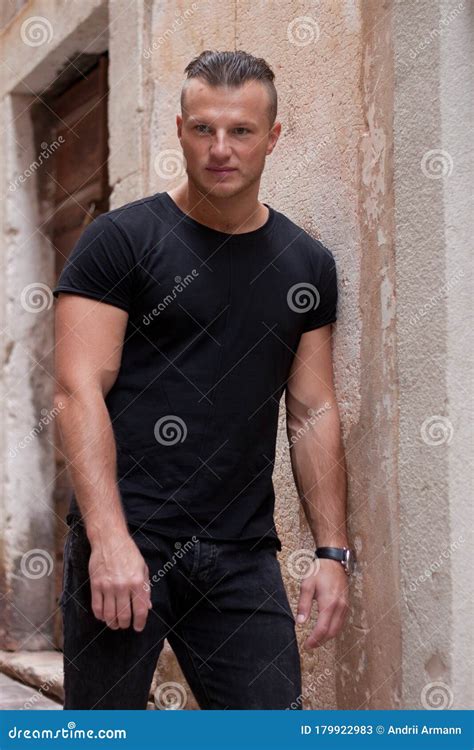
[{"x1": 344, "y1": 549, "x2": 356, "y2": 575}]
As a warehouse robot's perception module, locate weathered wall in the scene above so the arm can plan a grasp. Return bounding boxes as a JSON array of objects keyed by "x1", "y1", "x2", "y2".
[
  {"x1": 0, "y1": 0, "x2": 471, "y2": 709},
  {"x1": 440, "y1": 0, "x2": 473, "y2": 709},
  {"x1": 393, "y1": 0, "x2": 473, "y2": 709},
  {"x1": 0, "y1": 0, "x2": 109, "y2": 649},
  {"x1": 0, "y1": 90, "x2": 57, "y2": 650},
  {"x1": 0, "y1": 1, "x2": 29, "y2": 32}
]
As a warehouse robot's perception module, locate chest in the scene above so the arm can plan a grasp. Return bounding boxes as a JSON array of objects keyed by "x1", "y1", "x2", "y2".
[{"x1": 133, "y1": 237, "x2": 306, "y2": 350}]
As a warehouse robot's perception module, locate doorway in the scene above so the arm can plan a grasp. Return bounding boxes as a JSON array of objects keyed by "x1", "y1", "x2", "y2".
[{"x1": 35, "y1": 53, "x2": 110, "y2": 649}]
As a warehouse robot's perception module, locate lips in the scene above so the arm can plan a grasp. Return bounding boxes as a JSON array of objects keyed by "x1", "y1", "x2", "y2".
[{"x1": 206, "y1": 167, "x2": 236, "y2": 172}]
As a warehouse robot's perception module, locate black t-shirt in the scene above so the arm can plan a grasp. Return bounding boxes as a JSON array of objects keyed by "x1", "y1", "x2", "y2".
[{"x1": 53, "y1": 191, "x2": 338, "y2": 551}]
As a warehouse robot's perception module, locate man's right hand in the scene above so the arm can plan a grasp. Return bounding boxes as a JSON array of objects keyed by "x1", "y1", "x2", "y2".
[{"x1": 88, "y1": 533, "x2": 153, "y2": 632}]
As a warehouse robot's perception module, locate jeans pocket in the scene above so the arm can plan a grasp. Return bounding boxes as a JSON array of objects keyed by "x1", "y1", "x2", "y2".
[
  {"x1": 265, "y1": 548, "x2": 296, "y2": 625},
  {"x1": 61, "y1": 523, "x2": 93, "y2": 612},
  {"x1": 59, "y1": 528, "x2": 73, "y2": 611},
  {"x1": 69, "y1": 521, "x2": 92, "y2": 572}
]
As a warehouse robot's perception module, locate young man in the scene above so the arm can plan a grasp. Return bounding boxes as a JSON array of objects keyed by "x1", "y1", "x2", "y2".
[{"x1": 54, "y1": 49, "x2": 355, "y2": 710}]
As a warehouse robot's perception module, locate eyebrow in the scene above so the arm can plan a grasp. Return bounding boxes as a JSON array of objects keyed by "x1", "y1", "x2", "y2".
[{"x1": 188, "y1": 117, "x2": 256, "y2": 127}]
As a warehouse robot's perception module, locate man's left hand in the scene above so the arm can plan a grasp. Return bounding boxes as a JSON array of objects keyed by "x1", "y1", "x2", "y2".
[{"x1": 296, "y1": 558, "x2": 350, "y2": 650}]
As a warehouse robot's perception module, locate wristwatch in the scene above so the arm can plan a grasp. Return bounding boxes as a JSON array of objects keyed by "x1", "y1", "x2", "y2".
[{"x1": 315, "y1": 546, "x2": 356, "y2": 576}]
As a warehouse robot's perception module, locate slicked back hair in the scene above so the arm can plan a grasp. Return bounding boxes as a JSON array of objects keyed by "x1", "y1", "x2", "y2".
[{"x1": 181, "y1": 49, "x2": 277, "y2": 127}]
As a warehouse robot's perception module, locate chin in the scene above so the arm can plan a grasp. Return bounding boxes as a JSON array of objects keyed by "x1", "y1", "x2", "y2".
[
  {"x1": 203, "y1": 180, "x2": 241, "y2": 198},
  {"x1": 189, "y1": 170, "x2": 249, "y2": 200}
]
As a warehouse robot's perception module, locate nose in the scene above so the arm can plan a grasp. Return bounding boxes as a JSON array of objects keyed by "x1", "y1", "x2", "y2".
[{"x1": 209, "y1": 131, "x2": 232, "y2": 161}]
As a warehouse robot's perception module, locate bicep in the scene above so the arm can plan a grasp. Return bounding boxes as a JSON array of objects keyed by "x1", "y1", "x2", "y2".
[
  {"x1": 54, "y1": 293, "x2": 129, "y2": 397},
  {"x1": 285, "y1": 324, "x2": 336, "y2": 420}
]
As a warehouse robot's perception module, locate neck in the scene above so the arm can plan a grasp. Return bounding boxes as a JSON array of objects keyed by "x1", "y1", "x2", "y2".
[{"x1": 167, "y1": 181, "x2": 268, "y2": 234}]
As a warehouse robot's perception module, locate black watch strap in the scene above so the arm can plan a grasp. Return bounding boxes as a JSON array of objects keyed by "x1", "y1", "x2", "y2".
[
  {"x1": 315, "y1": 546, "x2": 356, "y2": 575},
  {"x1": 315, "y1": 547, "x2": 347, "y2": 562}
]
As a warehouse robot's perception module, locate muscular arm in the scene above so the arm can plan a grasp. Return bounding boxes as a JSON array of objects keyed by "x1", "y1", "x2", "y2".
[
  {"x1": 54, "y1": 293, "x2": 151, "y2": 631},
  {"x1": 54, "y1": 293, "x2": 129, "y2": 540},
  {"x1": 285, "y1": 324, "x2": 348, "y2": 547},
  {"x1": 285, "y1": 323, "x2": 349, "y2": 648}
]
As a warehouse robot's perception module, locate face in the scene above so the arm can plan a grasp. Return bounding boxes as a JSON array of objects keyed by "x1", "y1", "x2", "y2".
[{"x1": 177, "y1": 78, "x2": 281, "y2": 199}]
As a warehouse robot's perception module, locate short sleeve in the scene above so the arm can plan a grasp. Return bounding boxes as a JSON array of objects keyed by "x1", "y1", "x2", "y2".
[
  {"x1": 300, "y1": 245, "x2": 338, "y2": 332},
  {"x1": 52, "y1": 213, "x2": 136, "y2": 312}
]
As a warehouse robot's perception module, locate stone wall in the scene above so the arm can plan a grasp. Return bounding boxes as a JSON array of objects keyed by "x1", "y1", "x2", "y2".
[{"x1": 0, "y1": 0, "x2": 471, "y2": 709}]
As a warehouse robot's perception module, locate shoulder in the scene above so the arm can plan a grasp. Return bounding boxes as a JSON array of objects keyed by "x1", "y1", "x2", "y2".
[
  {"x1": 273, "y1": 208, "x2": 336, "y2": 268},
  {"x1": 95, "y1": 193, "x2": 161, "y2": 239},
  {"x1": 77, "y1": 193, "x2": 169, "y2": 268}
]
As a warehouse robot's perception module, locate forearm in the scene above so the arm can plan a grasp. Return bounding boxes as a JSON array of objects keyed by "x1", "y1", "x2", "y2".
[
  {"x1": 54, "y1": 388, "x2": 129, "y2": 545},
  {"x1": 287, "y1": 405, "x2": 348, "y2": 547}
]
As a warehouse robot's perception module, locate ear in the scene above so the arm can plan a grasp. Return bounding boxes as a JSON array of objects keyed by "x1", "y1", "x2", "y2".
[
  {"x1": 266, "y1": 121, "x2": 282, "y2": 155},
  {"x1": 176, "y1": 114, "x2": 183, "y2": 139}
]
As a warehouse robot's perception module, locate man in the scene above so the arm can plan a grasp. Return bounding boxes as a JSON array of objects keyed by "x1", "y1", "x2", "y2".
[{"x1": 54, "y1": 49, "x2": 355, "y2": 710}]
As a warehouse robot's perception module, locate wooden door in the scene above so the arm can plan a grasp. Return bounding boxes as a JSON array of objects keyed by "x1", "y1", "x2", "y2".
[{"x1": 47, "y1": 55, "x2": 110, "y2": 650}]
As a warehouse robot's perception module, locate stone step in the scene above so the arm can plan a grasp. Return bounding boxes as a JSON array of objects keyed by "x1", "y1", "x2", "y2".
[
  {"x1": 0, "y1": 648, "x2": 195, "y2": 710},
  {"x1": 0, "y1": 672, "x2": 61, "y2": 709},
  {"x1": 0, "y1": 650, "x2": 64, "y2": 704}
]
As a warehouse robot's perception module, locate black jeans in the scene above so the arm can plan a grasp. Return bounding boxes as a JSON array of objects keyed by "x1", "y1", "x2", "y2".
[{"x1": 60, "y1": 520, "x2": 302, "y2": 710}]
